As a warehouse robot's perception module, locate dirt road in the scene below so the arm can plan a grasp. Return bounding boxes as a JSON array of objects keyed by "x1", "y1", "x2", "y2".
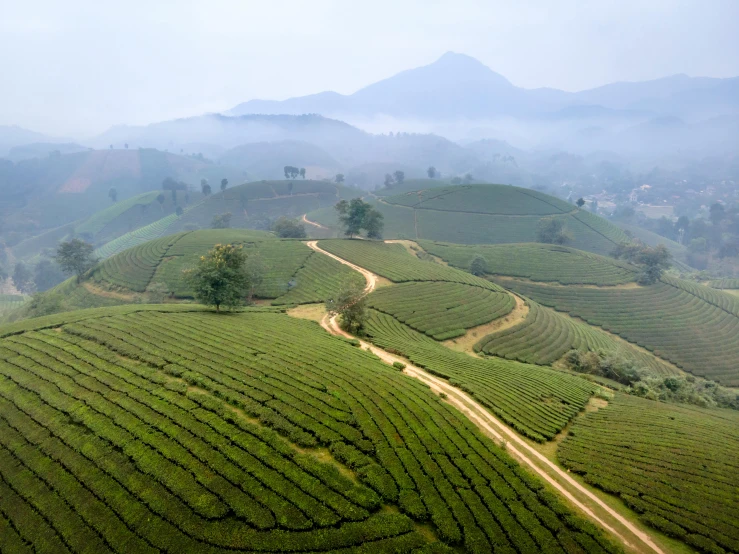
[
  {"x1": 308, "y1": 240, "x2": 664, "y2": 554},
  {"x1": 302, "y1": 214, "x2": 329, "y2": 230}
]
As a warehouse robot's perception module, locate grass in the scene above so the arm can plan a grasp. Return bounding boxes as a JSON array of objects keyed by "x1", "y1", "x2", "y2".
[
  {"x1": 500, "y1": 275, "x2": 739, "y2": 386},
  {"x1": 559, "y1": 393, "x2": 739, "y2": 554},
  {"x1": 0, "y1": 307, "x2": 620, "y2": 552}
]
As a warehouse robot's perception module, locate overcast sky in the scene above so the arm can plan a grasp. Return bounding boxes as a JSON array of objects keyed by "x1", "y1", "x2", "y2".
[{"x1": 1, "y1": 0, "x2": 737, "y2": 138}]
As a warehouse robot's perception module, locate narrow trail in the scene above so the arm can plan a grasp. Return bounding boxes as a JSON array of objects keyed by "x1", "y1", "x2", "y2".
[
  {"x1": 302, "y1": 214, "x2": 329, "y2": 230},
  {"x1": 306, "y1": 240, "x2": 664, "y2": 554}
]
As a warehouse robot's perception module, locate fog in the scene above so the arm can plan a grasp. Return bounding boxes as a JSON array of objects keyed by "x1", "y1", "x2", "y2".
[{"x1": 1, "y1": 0, "x2": 738, "y2": 137}]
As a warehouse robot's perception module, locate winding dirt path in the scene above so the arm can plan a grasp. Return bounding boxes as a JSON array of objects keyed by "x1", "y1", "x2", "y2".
[
  {"x1": 302, "y1": 214, "x2": 329, "y2": 230},
  {"x1": 307, "y1": 240, "x2": 664, "y2": 554}
]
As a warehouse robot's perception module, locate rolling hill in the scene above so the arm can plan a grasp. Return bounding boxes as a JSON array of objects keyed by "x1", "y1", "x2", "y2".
[{"x1": 308, "y1": 183, "x2": 630, "y2": 255}]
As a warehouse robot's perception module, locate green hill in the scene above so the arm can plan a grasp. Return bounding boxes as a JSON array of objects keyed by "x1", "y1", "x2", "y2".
[
  {"x1": 307, "y1": 184, "x2": 629, "y2": 255},
  {"x1": 0, "y1": 305, "x2": 620, "y2": 552}
]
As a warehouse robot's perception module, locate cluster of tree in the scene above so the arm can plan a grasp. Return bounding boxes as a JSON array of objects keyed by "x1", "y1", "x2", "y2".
[
  {"x1": 564, "y1": 349, "x2": 738, "y2": 410},
  {"x1": 611, "y1": 242, "x2": 672, "y2": 284},
  {"x1": 383, "y1": 171, "x2": 405, "y2": 188},
  {"x1": 284, "y1": 166, "x2": 306, "y2": 179},
  {"x1": 427, "y1": 166, "x2": 437, "y2": 179},
  {"x1": 271, "y1": 217, "x2": 307, "y2": 238},
  {"x1": 6, "y1": 260, "x2": 66, "y2": 294},
  {"x1": 468, "y1": 256, "x2": 488, "y2": 276},
  {"x1": 211, "y1": 212, "x2": 232, "y2": 229},
  {"x1": 613, "y1": 201, "x2": 739, "y2": 271},
  {"x1": 335, "y1": 199, "x2": 384, "y2": 239},
  {"x1": 325, "y1": 281, "x2": 367, "y2": 335},
  {"x1": 536, "y1": 217, "x2": 572, "y2": 245},
  {"x1": 184, "y1": 244, "x2": 264, "y2": 312},
  {"x1": 450, "y1": 174, "x2": 474, "y2": 185},
  {"x1": 201, "y1": 179, "x2": 212, "y2": 196}
]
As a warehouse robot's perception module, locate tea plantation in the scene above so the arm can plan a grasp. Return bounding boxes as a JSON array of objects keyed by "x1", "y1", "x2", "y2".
[
  {"x1": 367, "y1": 282, "x2": 515, "y2": 340},
  {"x1": 0, "y1": 307, "x2": 620, "y2": 553},
  {"x1": 559, "y1": 394, "x2": 739, "y2": 554},
  {"x1": 419, "y1": 242, "x2": 637, "y2": 286},
  {"x1": 502, "y1": 277, "x2": 739, "y2": 386}
]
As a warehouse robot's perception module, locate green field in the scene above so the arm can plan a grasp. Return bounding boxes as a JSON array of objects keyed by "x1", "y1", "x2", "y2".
[
  {"x1": 364, "y1": 310, "x2": 599, "y2": 443},
  {"x1": 420, "y1": 242, "x2": 637, "y2": 286},
  {"x1": 0, "y1": 307, "x2": 619, "y2": 553},
  {"x1": 709, "y1": 278, "x2": 739, "y2": 290},
  {"x1": 500, "y1": 277, "x2": 739, "y2": 386},
  {"x1": 559, "y1": 394, "x2": 739, "y2": 554},
  {"x1": 0, "y1": 295, "x2": 28, "y2": 316},
  {"x1": 304, "y1": 184, "x2": 631, "y2": 256},
  {"x1": 474, "y1": 300, "x2": 676, "y2": 374},
  {"x1": 318, "y1": 240, "x2": 502, "y2": 289},
  {"x1": 367, "y1": 282, "x2": 515, "y2": 340}
]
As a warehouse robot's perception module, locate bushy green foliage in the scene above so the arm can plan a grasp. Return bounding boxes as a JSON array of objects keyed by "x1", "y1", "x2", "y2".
[
  {"x1": 211, "y1": 212, "x2": 232, "y2": 229},
  {"x1": 559, "y1": 394, "x2": 739, "y2": 554},
  {"x1": 536, "y1": 217, "x2": 571, "y2": 245},
  {"x1": 184, "y1": 244, "x2": 252, "y2": 311},
  {"x1": 612, "y1": 242, "x2": 671, "y2": 284},
  {"x1": 468, "y1": 256, "x2": 487, "y2": 276},
  {"x1": 563, "y1": 350, "x2": 643, "y2": 385},
  {"x1": 326, "y1": 281, "x2": 367, "y2": 334},
  {"x1": 335, "y1": 199, "x2": 384, "y2": 239},
  {"x1": 272, "y1": 216, "x2": 307, "y2": 238}
]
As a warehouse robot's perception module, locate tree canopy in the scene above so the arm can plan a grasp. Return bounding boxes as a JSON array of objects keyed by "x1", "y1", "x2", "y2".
[
  {"x1": 325, "y1": 281, "x2": 367, "y2": 334},
  {"x1": 54, "y1": 239, "x2": 98, "y2": 283},
  {"x1": 335, "y1": 198, "x2": 384, "y2": 239},
  {"x1": 184, "y1": 244, "x2": 253, "y2": 312},
  {"x1": 272, "y1": 217, "x2": 307, "y2": 238},
  {"x1": 612, "y1": 242, "x2": 672, "y2": 284},
  {"x1": 536, "y1": 217, "x2": 571, "y2": 245}
]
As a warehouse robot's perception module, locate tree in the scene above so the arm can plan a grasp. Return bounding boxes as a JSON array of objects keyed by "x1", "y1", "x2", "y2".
[
  {"x1": 220, "y1": 178, "x2": 228, "y2": 192},
  {"x1": 335, "y1": 174, "x2": 345, "y2": 184},
  {"x1": 201, "y1": 182, "x2": 212, "y2": 196},
  {"x1": 272, "y1": 217, "x2": 307, "y2": 238},
  {"x1": 156, "y1": 193, "x2": 165, "y2": 211},
  {"x1": 184, "y1": 244, "x2": 251, "y2": 312},
  {"x1": 33, "y1": 260, "x2": 66, "y2": 292},
  {"x1": 384, "y1": 173, "x2": 395, "y2": 187},
  {"x1": 393, "y1": 170, "x2": 405, "y2": 184},
  {"x1": 710, "y1": 203, "x2": 725, "y2": 226},
  {"x1": 171, "y1": 188, "x2": 177, "y2": 204},
  {"x1": 108, "y1": 187, "x2": 117, "y2": 203},
  {"x1": 427, "y1": 166, "x2": 437, "y2": 179},
  {"x1": 612, "y1": 242, "x2": 672, "y2": 284},
  {"x1": 464, "y1": 173, "x2": 474, "y2": 182},
  {"x1": 54, "y1": 239, "x2": 97, "y2": 283},
  {"x1": 12, "y1": 262, "x2": 34, "y2": 293},
  {"x1": 109, "y1": 144, "x2": 113, "y2": 150},
  {"x1": 124, "y1": 143, "x2": 129, "y2": 149},
  {"x1": 536, "y1": 217, "x2": 571, "y2": 245},
  {"x1": 335, "y1": 198, "x2": 384, "y2": 239},
  {"x1": 287, "y1": 182, "x2": 294, "y2": 195},
  {"x1": 469, "y1": 256, "x2": 488, "y2": 276},
  {"x1": 299, "y1": 168, "x2": 306, "y2": 179},
  {"x1": 325, "y1": 281, "x2": 367, "y2": 334},
  {"x1": 283, "y1": 166, "x2": 299, "y2": 179},
  {"x1": 576, "y1": 197, "x2": 585, "y2": 208},
  {"x1": 211, "y1": 212, "x2": 232, "y2": 229}
]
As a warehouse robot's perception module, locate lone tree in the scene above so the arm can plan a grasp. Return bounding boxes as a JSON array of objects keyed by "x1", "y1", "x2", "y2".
[
  {"x1": 536, "y1": 217, "x2": 571, "y2": 245},
  {"x1": 272, "y1": 217, "x2": 307, "y2": 238},
  {"x1": 287, "y1": 182, "x2": 294, "y2": 195},
  {"x1": 576, "y1": 197, "x2": 585, "y2": 208},
  {"x1": 384, "y1": 173, "x2": 395, "y2": 187},
  {"x1": 393, "y1": 170, "x2": 405, "y2": 184},
  {"x1": 469, "y1": 256, "x2": 488, "y2": 276},
  {"x1": 427, "y1": 166, "x2": 437, "y2": 179},
  {"x1": 211, "y1": 212, "x2": 232, "y2": 229},
  {"x1": 201, "y1": 179, "x2": 211, "y2": 196},
  {"x1": 335, "y1": 198, "x2": 384, "y2": 239},
  {"x1": 108, "y1": 187, "x2": 117, "y2": 203},
  {"x1": 335, "y1": 173, "x2": 345, "y2": 184},
  {"x1": 55, "y1": 239, "x2": 98, "y2": 283},
  {"x1": 299, "y1": 168, "x2": 306, "y2": 179},
  {"x1": 612, "y1": 242, "x2": 672, "y2": 284},
  {"x1": 184, "y1": 244, "x2": 251, "y2": 312},
  {"x1": 220, "y1": 178, "x2": 228, "y2": 192},
  {"x1": 326, "y1": 281, "x2": 367, "y2": 335},
  {"x1": 156, "y1": 193, "x2": 165, "y2": 211}
]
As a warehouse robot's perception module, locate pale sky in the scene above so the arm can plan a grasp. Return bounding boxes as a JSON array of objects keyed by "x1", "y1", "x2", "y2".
[{"x1": 1, "y1": 0, "x2": 737, "y2": 137}]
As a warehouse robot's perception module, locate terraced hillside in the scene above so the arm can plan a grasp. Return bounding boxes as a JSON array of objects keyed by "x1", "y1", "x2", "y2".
[
  {"x1": 318, "y1": 240, "x2": 502, "y2": 289},
  {"x1": 474, "y1": 300, "x2": 675, "y2": 374},
  {"x1": 0, "y1": 306, "x2": 619, "y2": 553},
  {"x1": 167, "y1": 180, "x2": 359, "y2": 234},
  {"x1": 0, "y1": 294, "x2": 28, "y2": 316},
  {"x1": 307, "y1": 184, "x2": 630, "y2": 255},
  {"x1": 367, "y1": 282, "x2": 516, "y2": 340},
  {"x1": 363, "y1": 310, "x2": 599, "y2": 443},
  {"x1": 709, "y1": 278, "x2": 739, "y2": 290},
  {"x1": 502, "y1": 276, "x2": 739, "y2": 386},
  {"x1": 420, "y1": 242, "x2": 637, "y2": 286},
  {"x1": 559, "y1": 394, "x2": 739, "y2": 554}
]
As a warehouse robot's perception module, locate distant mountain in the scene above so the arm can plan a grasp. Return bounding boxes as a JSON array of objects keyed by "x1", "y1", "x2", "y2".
[
  {"x1": 230, "y1": 52, "x2": 739, "y2": 121},
  {"x1": 0, "y1": 125, "x2": 70, "y2": 157},
  {"x1": 7, "y1": 142, "x2": 89, "y2": 161}
]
